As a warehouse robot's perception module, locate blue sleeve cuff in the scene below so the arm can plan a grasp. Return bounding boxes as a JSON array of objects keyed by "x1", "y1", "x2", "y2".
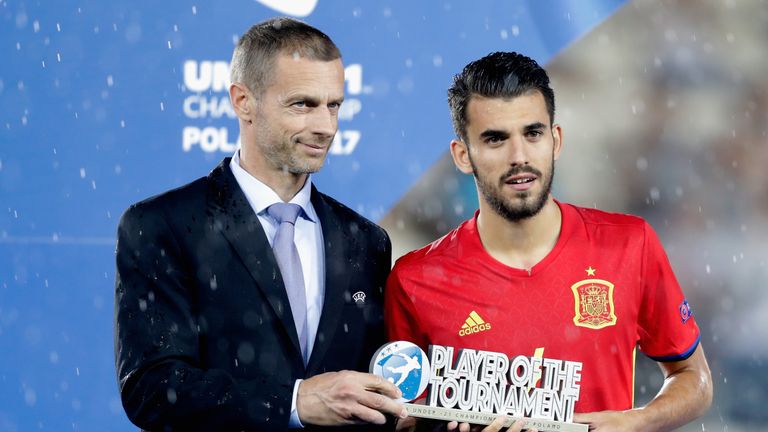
[
  {"x1": 646, "y1": 334, "x2": 701, "y2": 362},
  {"x1": 289, "y1": 379, "x2": 304, "y2": 428}
]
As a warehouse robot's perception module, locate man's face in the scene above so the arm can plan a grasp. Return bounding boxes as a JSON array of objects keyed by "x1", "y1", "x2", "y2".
[
  {"x1": 250, "y1": 54, "x2": 345, "y2": 174},
  {"x1": 460, "y1": 91, "x2": 562, "y2": 221}
]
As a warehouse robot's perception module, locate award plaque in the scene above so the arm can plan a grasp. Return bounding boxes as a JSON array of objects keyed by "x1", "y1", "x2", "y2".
[{"x1": 370, "y1": 341, "x2": 588, "y2": 432}]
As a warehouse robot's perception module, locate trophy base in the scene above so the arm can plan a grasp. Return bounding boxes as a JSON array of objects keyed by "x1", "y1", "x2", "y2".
[{"x1": 404, "y1": 403, "x2": 588, "y2": 432}]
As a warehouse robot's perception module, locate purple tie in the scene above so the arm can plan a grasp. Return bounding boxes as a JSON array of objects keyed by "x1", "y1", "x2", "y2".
[{"x1": 267, "y1": 203, "x2": 309, "y2": 364}]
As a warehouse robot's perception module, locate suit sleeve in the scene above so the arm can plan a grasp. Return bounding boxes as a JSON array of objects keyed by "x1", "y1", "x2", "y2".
[
  {"x1": 384, "y1": 261, "x2": 431, "y2": 352},
  {"x1": 636, "y1": 222, "x2": 701, "y2": 361},
  {"x1": 114, "y1": 203, "x2": 292, "y2": 431}
]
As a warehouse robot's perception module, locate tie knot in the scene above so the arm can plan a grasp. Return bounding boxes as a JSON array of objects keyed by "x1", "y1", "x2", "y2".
[{"x1": 267, "y1": 202, "x2": 302, "y2": 225}]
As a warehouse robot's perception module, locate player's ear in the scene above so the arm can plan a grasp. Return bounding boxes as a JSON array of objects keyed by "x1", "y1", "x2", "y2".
[
  {"x1": 552, "y1": 124, "x2": 563, "y2": 161},
  {"x1": 450, "y1": 139, "x2": 473, "y2": 175}
]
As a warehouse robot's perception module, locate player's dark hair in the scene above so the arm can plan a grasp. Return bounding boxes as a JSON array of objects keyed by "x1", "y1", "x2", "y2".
[
  {"x1": 230, "y1": 17, "x2": 341, "y2": 96},
  {"x1": 448, "y1": 51, "x2": 555, "y2": 141}
]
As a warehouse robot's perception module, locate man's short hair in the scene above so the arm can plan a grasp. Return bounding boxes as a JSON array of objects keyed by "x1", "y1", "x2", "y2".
[
  {"x1": 448, "y1": 51, "x2": 556, "y2": 141},
  {"x1": 230, "y1": 17, "x2": 341, "y2": 96}
]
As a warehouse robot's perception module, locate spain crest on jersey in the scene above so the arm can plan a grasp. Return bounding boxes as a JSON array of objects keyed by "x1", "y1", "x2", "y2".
[{"x1": 571, "y1": 279, "x2": 617, "y2": 329}]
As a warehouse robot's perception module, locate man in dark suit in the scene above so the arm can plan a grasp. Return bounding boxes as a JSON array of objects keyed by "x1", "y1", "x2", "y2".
[{"x1": 114, "y1": 17, "x2": 406, "y2": 431}]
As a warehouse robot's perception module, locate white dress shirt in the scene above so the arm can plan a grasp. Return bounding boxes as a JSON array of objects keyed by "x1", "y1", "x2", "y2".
[{"x1": 230, "y1": 151, "x2": 325, "y2": 428}]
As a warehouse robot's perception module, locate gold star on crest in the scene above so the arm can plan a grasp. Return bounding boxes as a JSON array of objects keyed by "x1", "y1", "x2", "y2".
[{"x1": 586, "y1": 266, "x2": 596, "y2": 276}]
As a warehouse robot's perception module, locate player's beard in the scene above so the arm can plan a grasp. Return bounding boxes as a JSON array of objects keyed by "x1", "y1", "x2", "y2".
[{"x1": 470, "y1": 153, "x2": 555, "y2": 222}]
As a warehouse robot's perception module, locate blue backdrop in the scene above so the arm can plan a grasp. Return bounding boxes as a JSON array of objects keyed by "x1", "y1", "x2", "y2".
[{"x1": 1, "y1": 1, "x2": 625, "y2": 430}]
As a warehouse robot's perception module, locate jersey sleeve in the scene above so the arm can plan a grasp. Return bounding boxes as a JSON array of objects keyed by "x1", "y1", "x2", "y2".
[
  {"x1": 384, "y1": 262, "x2": 431, "y2": 352},
  {"x1": 637, "y1": 222, "x2": 701, "y2": 361}
]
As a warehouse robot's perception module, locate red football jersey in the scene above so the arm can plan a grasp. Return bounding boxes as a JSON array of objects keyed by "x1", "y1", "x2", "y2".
[{"x1": 385, "y1": 201, "x2": 700, "y2": 412}]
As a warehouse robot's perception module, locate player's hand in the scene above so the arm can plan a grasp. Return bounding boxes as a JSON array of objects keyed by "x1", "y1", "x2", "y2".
[
  {"x1": 573, "y1": 410, "x2": 641, "y2": 432},
  {"x1": 297, "y1": 370, "x2": 408, "y2": 426},
  {"x1": 446, "y1": 417, "x2": 535, "y2": 432}
]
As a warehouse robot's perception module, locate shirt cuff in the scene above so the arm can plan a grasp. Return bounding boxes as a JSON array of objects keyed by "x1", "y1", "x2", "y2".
[{"x1": 289, "y1": 379, "x2": 304, "y2": 428}]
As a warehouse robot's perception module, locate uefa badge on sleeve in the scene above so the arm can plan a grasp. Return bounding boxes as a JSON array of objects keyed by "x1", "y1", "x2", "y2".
[
  {"x1": 679, "y1": 299, "x2": 693, "y2": 324},
  {"x1": 371, "y1": 341, "x2": 587, "y2": 432}
]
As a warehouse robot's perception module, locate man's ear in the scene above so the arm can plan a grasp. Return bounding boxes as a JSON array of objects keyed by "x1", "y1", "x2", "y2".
[
  {"x1": 552, "y1": 124, "x2": 563, "y2": 161},
  {"x1": 230, "y1": 82, "x2": 253, "y2": 124},
  {"x1": 450, "y1": 139, "x2": 474, "y2": 174}
]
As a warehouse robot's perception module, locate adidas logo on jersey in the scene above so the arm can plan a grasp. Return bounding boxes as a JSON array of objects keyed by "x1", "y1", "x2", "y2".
[{"x1": 458, "y1": 311, "x2": 492, "y2": 336}]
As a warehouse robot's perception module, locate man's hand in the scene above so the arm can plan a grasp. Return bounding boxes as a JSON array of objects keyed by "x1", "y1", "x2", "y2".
[
  {"x1": 297, "y1": 370, "x2": 408, "y2": 426},
  {"x1": 447, "y1": 417, "x2": 535, "y2": 432},
  {"x1": 573, "y1": 410, "x2": 641, "y2": 432}
]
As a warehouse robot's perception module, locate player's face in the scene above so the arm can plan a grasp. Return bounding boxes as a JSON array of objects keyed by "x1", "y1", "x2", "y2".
[
  {"x1": 250, "y1": 54, "x2": 344, "y2": 174},
  {"x1": 458, "y1": 91, "x2": 562, "y2": 221}
]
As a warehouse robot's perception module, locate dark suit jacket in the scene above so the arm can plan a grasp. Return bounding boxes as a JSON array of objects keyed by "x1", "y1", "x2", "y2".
[{"x1": 115, "y1": 158, "x2": 392, "y2": 431}]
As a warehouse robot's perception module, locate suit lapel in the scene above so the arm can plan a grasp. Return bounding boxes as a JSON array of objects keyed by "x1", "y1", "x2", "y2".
[
  {"x1": 306, "y1": 187, "x2": 352, "y2": 372},
  {"x1": 206, "y1": 159, "x2": 303, "y2": 363}
]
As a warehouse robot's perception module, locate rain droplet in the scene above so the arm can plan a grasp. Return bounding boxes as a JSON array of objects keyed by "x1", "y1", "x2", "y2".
[
  {"x1": 79, "y1": 168, "x2": 86, "y2": 178},
  {"x1": 649, "y1": 187, "x2": 660, "y2": 201},
  {"x1": 107, "y1": 75, "x2": 114, "y2": 87},
  {"x1": 636, "y1": 157, "x2": 648, "y2": 171},
  {"x1": 192, "y1": 5, "x2": 197, "y2": 15},
  {"x1": 24, "y1": 388, "x2": 37, "y2": 406}
]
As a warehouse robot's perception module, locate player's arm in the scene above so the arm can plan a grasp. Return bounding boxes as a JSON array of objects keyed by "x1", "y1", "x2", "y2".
[{"x1": 574, "y1": 343, "x2": 712, "y2": 432}]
